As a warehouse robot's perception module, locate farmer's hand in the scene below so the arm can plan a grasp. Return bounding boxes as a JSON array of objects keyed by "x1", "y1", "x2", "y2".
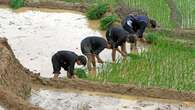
[
  {"x1": 121, "y1": 51, "x2": 127, "y2": 57},
  {"x1": 97, "y1": 59, "x2": 104, "y2": 64}
]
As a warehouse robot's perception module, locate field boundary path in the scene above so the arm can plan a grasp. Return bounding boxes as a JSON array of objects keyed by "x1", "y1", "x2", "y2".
[{"x1": 30, "y1": 74, "x2": 195, "y2": 102}]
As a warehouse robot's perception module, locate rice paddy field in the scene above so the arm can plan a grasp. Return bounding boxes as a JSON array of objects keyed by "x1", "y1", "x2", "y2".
[
  {"x1": 174, "y1": 0, "x2": 195, "y2": 28},
  {"x1": 11, "y1": 0, "x2": 195, "y2": 28},
  {"x1": 8, "y1": 0, "x2": 195, "y2": 92},
  {"x1": 62, "y1": 0, "x2": 195, "y2": 91},
  {"x1": 86, "y1": 32, "x2": 195, "y2": 92},
  {"x1": 87, "y1": 0, "x2": 195, "y2": 29}
]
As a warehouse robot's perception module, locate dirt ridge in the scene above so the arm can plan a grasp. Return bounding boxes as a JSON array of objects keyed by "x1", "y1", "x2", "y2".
[
  {"x1": 31, "y1": 75, "x2": 195, "y2": 102},
  {"x1": 24, "y1": 0, "x2": 87, "y2": 12},
  {"x1": 0, "y1": 37, "x2": 43, "y2": 110}
]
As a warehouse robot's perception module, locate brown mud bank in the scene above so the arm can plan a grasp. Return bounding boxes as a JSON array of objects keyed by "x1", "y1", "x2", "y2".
[
  {"x1": 0, "y1": 38, "x2": 42, "y2": 110},
  {"x1": 0, "y1": 0, "x2": 9, "y2": 5},
  {"x1": 24, "y1": 0, "x2": 87, "y2": 12},
  {"x1": 31, "y1": 75, "x2": 195, "y2": 102}
]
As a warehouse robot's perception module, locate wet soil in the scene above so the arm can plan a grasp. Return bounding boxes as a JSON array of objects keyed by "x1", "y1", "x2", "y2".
[
  {"x1": 0, "y1": 38, "x2": 43, "y2": 110},
  {"x1": 29, "y1": 89, "x2": 195, "y2": 110},
  {"x1": 0, "y1": 0, "x2": 9, "y2": 5},
  {"x1": 24, "y1": 0, "x2": 87, "y2": 12},
  {"x1": 0, "y1": 87, "x2": 43, "y2": 110}
]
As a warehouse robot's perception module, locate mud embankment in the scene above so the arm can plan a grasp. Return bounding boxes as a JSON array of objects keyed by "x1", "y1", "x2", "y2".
[
  {"x1": 0, "y1": 38, "x2": 43, "y2": 110},
  {"x1": 31, "y1": 76, "x2": 195, "y2": 102},
  {"x1": 24, "y1": 0, "x2": 87, "y2": 12},
  {"x1": 0, "y1": 0, "x2": 9, "y2": 5}
]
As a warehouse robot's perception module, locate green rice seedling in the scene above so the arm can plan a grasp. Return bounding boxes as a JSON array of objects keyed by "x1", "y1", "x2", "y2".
[
  {"x1": 99, "y1": 15, "x2": 118, "y2": 30},
  {"x1": 86, "y1": 3, "x2": 109, "y2": 20},
  {"x1": 86, "y1": 32, "x2": 195, "y2": 92},
  {"x1": 174, "y1": 0, "x2": 195, "y2": 28},
  {"x1": 10, "y1": 0, "x2": 24, "y2": 9},
  {"x1": 74, "y1": 68, "x2": 87, "y2": 78},
  {"x1": 123, "y1": 0, "x2": 174, "y2": 28},
  {"x1": 145, "y1": 32, "x2": 159, "y2": 44}
]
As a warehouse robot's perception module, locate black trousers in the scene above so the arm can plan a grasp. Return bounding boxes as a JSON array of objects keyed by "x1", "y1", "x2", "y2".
[{"x1": 51, "y1": 55, "x2": 68, "y2": 74}]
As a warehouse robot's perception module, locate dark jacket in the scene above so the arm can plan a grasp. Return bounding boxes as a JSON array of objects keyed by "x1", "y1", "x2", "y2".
[
  {"x1": 81, "y1": 36, "x2": 107, "y2": 55},
  {"x1": 106, "y1": 27, "x2": 128, "y2": 48},
  {"x1": 52, "y1": 51, "x2": 78, "y2": 75},
  {"x1": 122, "y1": 15, "x2": 148, "y2": 37}
]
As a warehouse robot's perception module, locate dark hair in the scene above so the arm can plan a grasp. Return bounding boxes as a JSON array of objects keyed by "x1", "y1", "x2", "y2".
[
  {"x1": 149, "y1": 19, "x2": 157, "y2": 28},
  {"x1": 78, "y1": 55, "x2": 87, "y2": 66}
]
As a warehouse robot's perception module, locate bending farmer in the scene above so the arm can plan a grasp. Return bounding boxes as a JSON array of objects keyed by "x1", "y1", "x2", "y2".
[
  {"x1": 51, "y1": 50, "x2": 87, "y2": 79},
  {"x1": 81, "y1": 36, "x2": 110, "y2": 72},
  {"x1": 106, "y1": 26, "x2": 132, "y2": 63},
  {"x1": 122, "y1": 14, "x2": 156, "y2": 42}
]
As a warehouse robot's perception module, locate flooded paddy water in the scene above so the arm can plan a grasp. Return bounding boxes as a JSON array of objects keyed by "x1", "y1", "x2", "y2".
[
  {"x1": 0, "y1": 106, "x2": 4, "y2": 110},
  {"x1": 29, "y1": 89, "x2": 195, "y2": 110}
]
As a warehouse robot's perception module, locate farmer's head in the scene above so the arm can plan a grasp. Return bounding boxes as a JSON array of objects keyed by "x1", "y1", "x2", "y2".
[{"x1": 77, "y1": 55, "x2": 87, "y2": 66}]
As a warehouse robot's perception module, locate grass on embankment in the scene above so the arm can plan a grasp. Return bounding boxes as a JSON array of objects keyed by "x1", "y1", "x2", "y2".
[{"x1": 85, "y1": 32, "x2": 195, "y2": 92}]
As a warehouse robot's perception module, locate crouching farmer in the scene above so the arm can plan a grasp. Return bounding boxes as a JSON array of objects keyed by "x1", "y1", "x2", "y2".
[
  {"x1": 51, "y1": 50, "x2": 87, "y2": 79},
  {"x1": 106, "y1": 26, "x2": 137, "y2": 62},
  {"x1": 81, "y1": 36, "x2": 110, "y2": 73}
]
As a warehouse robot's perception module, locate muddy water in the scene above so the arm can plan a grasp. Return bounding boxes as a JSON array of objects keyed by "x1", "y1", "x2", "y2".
[
  {"x1": 0, "y1": 106, "x2": 4, "y2": 110},
  {"x1": 29, "y1": 89, "x2": 195, "y2": 110}
]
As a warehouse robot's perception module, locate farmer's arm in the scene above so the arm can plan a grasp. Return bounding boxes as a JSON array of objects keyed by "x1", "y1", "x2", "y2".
[{"x1": 116, "y1": 48, "x2": 126, "y2": 57}]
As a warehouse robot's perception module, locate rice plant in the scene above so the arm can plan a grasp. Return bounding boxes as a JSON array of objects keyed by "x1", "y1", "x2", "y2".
[
  {"x1": 145, "y1": 32, "x2": 159, "y2": 44},
  {"x1": 86, "y1": 2, "x2": 109, "y2": 20},
  {"x1": 99, "y1": 15, "x2": 118, "y2": 30},
  {"x1": 123, "y1": 0, "x2": 174, "y2": 28},
  {"x1": 74, "y1": 68, "x2": 87, "y2": 78},
  {"x1": 173, "y1": 0, "x2": 195, "y2": 28},
  {"x1": 86, "y1": 32, "x2": 195, "y2": 92},
  {"x1": 10, "y1": 0, "x2": 24, "y2": 9}
]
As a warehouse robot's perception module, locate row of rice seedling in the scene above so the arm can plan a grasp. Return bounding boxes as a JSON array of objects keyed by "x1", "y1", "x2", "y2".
[
  {"x1": 123, "y1": 0, "x2": 174, "y2": 28},
  {"x1": 87, "y1": 32, "x2": 195, "y2": 92},
  {"x1": 174, "y1": 0, "x2": 195, "y2": 28}
]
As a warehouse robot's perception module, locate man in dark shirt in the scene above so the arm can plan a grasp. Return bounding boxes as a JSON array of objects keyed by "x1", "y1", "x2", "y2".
[
  {"x1": 106, "y1": 26, "x2": 132, "y2": 63},
  {"x1": 51, "y1": 50, "x2": 87, "y2": 79},
  {"x1": 122, "y1": 14, "x2": 156, "y2": 42},
  {"x1": 81, "y1": 36, "x2": 110, "y2": 72}
]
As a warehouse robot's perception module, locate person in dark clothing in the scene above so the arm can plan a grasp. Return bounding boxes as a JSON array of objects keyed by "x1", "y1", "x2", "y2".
[
  {"x1": 51, "y1": 50, "x2": 87, "y2": 79},
  {"x1": 81, "y1": 36, "x2": 110, "y2": 72},
  {"x1": 106, "y1": 26, "x2": 134, "y2": 62},
  {"x1": 122, "y1": 14, "x2": 156, "y2": 42}
]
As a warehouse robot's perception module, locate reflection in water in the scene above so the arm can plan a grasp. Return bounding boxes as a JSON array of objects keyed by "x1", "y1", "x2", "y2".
[{"x1": 29, "y1": 89, "x2": 195, "y2": 110}]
